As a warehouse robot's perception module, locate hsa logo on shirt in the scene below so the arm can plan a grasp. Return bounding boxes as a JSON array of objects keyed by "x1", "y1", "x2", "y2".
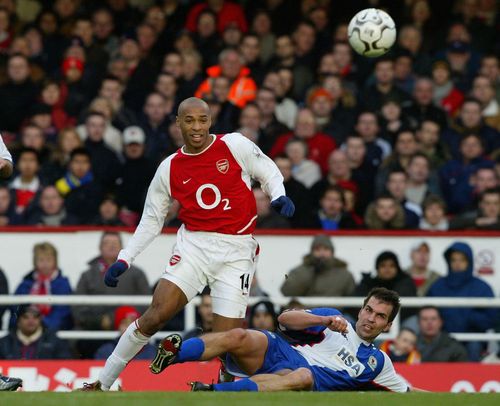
[{"x1": 335, "y1": 347, "x2": 364, "y2": 376}]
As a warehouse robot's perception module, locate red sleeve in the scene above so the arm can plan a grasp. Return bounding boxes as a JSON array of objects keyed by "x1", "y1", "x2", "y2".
[{"x1": 185, "y1": 3, "x2": 207, "y2": 32}]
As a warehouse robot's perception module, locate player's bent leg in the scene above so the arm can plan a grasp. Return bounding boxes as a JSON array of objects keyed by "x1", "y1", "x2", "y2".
[
  {"x1": 94, "y1": 280, "x2": 188, "y2": 390},
  {"x1": 251, "y1": 368, "x2": 314, "y2": 392},
  {"x1": 139, "y1": 279, "x2": 188, "y2": 334},
  {"x1": 212, "y1": 313, "x2": 245, "y2": 383},
  {"x1": 201, "y1": 368, "x2": 314, "y2": 392}
]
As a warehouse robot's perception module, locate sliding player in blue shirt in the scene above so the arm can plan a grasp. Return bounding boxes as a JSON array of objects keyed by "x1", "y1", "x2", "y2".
[{"x1": 150, "y1": 287, "x2": 412, "y2": 392}]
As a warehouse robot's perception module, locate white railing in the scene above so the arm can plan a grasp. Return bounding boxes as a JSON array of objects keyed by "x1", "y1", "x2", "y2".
[{"x1": 1, "y1": 295, "x2": 499, "y2": 342}]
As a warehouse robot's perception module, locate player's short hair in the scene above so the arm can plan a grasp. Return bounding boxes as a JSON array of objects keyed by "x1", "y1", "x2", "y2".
[{"x1": 363, "y1": 287, "x2": 401, "y2": 322}]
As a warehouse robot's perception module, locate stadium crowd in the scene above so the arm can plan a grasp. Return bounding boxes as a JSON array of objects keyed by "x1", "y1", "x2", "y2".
[
  {"x1": 0, "y1": 0, "x2": 499, "y2": 365},
  {"x1": 0, "y1": 0, "x2": 499, "y2": 230}
]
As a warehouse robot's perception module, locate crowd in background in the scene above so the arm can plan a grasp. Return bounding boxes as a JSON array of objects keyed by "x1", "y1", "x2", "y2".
[
  {"x1": 0, "y1": 0, "x2": 499, "y2": 230},
  {"x1": 0, "y1": 0, "x2": 499, "y2": 365},
  {"x1": 0, "y1": 233, "x2": 498, "y2": 362}
]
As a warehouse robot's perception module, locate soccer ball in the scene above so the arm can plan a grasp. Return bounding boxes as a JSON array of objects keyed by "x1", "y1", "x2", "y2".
[{"x1": 347, "y1": 8, "x2": 396, "y2": 58}]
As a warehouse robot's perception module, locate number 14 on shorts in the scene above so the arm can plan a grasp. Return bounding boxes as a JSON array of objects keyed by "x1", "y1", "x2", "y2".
[{"x1": 240, "y1": 273, "x2": 250, "y2": 295}]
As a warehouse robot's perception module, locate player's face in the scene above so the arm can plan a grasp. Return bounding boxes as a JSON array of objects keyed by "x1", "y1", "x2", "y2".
[
  {"x1": 177, "y1": 105, "x2": 212, "y2": 153},
  {"x1": 356, "y1": 297, "x2": 393, "y2": 342}
]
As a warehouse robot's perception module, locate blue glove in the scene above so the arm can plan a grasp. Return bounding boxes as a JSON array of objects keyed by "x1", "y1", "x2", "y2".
[
  {"x1": 271, "y1": 195, "x2": 295, "y2": 218},
  {"x1": 104, "y1": 260, "x2": 129, "y2": 287}
]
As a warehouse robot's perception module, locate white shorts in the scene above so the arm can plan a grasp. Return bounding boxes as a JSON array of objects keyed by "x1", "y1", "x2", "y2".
[{"x1": 162, "y1": 225, "x2": 259, "y2": 318}]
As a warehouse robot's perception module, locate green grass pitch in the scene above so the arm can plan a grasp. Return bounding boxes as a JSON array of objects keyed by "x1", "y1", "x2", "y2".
[{"x1": 1, "y1": 392, "x2": 499, "y2": 406}]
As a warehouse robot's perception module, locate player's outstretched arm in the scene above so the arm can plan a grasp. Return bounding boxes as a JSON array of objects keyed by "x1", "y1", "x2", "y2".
[{"x1": 278, "y1": 310, "x2": 347, "y2": 333}]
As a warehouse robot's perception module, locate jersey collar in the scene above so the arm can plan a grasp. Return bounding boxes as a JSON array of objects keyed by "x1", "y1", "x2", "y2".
[{"x1": 181, "y1": 134, "x2": 216, "y2": 156}]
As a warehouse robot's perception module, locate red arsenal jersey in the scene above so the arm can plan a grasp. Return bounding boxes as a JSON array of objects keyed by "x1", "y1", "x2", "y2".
[
  {"x1": 118, "y1": 132, "x2": 286, "y2": 265},
  {"x1": 170, "y1": 134, "x2": 257, "y2": 234}
]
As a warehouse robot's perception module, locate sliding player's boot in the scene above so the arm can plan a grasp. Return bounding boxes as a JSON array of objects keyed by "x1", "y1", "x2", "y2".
[
  {"x1": 0, "y1": 374, "x2": 23, "y2": 391},
  {"x1": 190, "y1": 381, "x2": 214, "y2": 391},
  {"x1": 76, "y1": 381, "x2": 103, "y2": 391},
  {"x1": 149, "y1": 333, "x2": 182, "y2": 374}
]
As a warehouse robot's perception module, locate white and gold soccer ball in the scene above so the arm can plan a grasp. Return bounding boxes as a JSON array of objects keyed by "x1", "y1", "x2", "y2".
[{"x1": 347, "y1": 8, "x2": 396, "y2": 58}]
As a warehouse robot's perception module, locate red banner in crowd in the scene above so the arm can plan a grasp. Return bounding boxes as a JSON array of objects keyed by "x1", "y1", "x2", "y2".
[{"x1": 0, "y1": 361, "x2": 499, "y2": 392}]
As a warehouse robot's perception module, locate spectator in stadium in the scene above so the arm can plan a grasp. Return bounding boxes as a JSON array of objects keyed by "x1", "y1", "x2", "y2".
[
  {"x1": 273, "y1": 155, "x2": 313, "y2": 228},
  {"x1": 375, "y1": 130, "x2": 419, "y2": 196},
  {"x1": 268, "y1": 69, "x2": 298, "y2": 130},
  {"x1": 239, "y1": 33, "x2": 265, "y2": 85},
  {"x1": 281, "y1": 234, "x2": 355, "y2": 298},
  {"x1": 361, "y1": 57, "x2": 412, "y2": 113},
  {"x1": 405, "y1": 153, "x2": 441, "y2": 207},
  {"x1": 78, "y1": 111, "x2": 122, "y2": 187},
  {"x1": 269, "y1": 34, "x2": 314, "y2": 100},
  {"x1": 154, "y1": 73, "x2": 179, "y2": 115},
  {"x1": 98, "y1": 75, "x2": 137, "y2": 131},
  {"x1": 471, "y1": 75, "x2": 500, "y2": 131},
  {"x1": 59, "y1": 54, "x2": 89, "y2": 119},
  {"x1": 384, "y1": 169, "x2": 421, "y2": 229},
  {"x1": 156, "y1": 287, "x2": 412, "y2": 392},
  {"x1": 91, "y1": 7, "x2": 119, "y2": 56},
  {"x1": 379, "y1": 328, "x2": 421, "y2": 364},
  {"x1": 40, "y1": 80, "x2": 77, "y2": 131},
  {"x1": 185, "y1": 0, "x2": 247, "y2": 35},
  {"x1": 78, "y1": 97, "x2": 294, "y2": 390},
  {"x1": 12, "y1": 242, "x2": 73, "y2": 330},
  {"x1": 115, "y1": 126, "x2": 156, "y2": 226},
  {"x1": 431, "y1": 60, "x2": 464, "y2": 116},
  {"x1": 0, "y1": 304, "x2": 72, "y2": 360},
  {"x1": 270, "y1": 108, "x2": 336, "y2": 175},
  {"x1": 91, "y1": 195, "x2": 125, "y2": 226},
  {"x1": 0, "y1": 185, "x2": 20, "y2": 225},
  {"x1": 45, "y1": 127, "x2": 83, "y2": 184},
  {"x1": 195, "y1": 48, "x2": 256, "y2": 108},
  {"x1": 284, "y1": 138, "x2": 321, "y2": 189},
  {"x1": 55, "y1": 148, "x2": 104, "y2": 224},
  {"x1": 0, "y1": 53, "x2": 38, "y2": 132},
  {"x1": 253, "y1": 186, "x2": 291, "y2": 229},
  {"x1": 396, "y1": 25, "x2": 431, "y2": 76},
  {"x1": 378, "y1": 98, "x2": 411, "y2": 145},
  {"x1": 427, "y1": 242, "x2": 497, "y2": 360},
  {"x1": 393, "y1": 50, "x2": 416, "y2": 95},
  {"x1": 184, "y1": 289, "x2": 214, "y2": 340},
  {"x1": 342, "y1": 134, "x2": 377, "y2": 215},
  {"x1": 94, "y1": 306, "x2": 155, "y2": 360},
  {"x1": 419, "y1": 195, "x2": 449, "y2": 231},
  {"x1": 479, "y1": 55, "x2": 500, "y2": 103},
  {"x1": 73, "y1": 232, "x2": 150, "y2": 331},
  {"x1": 404, "y1": 241, "x2": 440, "y2": 297},
  {"x1": 354, "y1": 111, "x2": 390, "y2": 169},
  {"x1": 403, "y1": 77, "x2": 448, "y2": 130},
  {"x1": 14, "y1": 124, "x2": 52, "y2": 171},
  {"x1": 415, "y1": 120, "x2": 450, "y2": 170},
  {"x1": 416, "y1": 306, "x2": 468, "y2": 362},
  {"x1": 307, "y1": 185, "x2": 359, "y2": 230},
  {"x1": 364, "y1": 194, "x2": 407, "y2": 230},
  {"x1": 355, "y1": 251, "x2": 416, "y2": 298},
  {"x1": 254, "y1": 87, "x2": 289, "y2": 155},
  {"x1": 177, "y1": 50, "x2": 204, "y2": 102},
  {"x1": 24, "y1": 185, "x2": 79, "y2": 226},
  {"x1": 449, "y1": 187, "x2": 500, "y2": 230},
  {"x1": 207, "y1": 76, "x2": 241, "y2": 134},
  {"x1": 439, "y1": 133, "x2": 494, "y2": 214},
  {"x1": 8, "y1": 147, "x2": 41, "y2": 215},
  {"x1": 140, "y1": 92, "x2": 175, "y2": 165},
  {"x1": 442, "y1": 98, "x2": 500, "y2": 160},
  {"x1": 248, "y1": 300, "x2": 278, "y2": 332}
]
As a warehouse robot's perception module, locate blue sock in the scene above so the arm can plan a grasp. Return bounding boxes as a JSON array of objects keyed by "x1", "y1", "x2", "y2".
[
  {"x1": 175, "y1": 337, "x2": 205, "y2": 363},
  {"x1": 213, "y1": 378, "x2": 258, "y2": 392}
]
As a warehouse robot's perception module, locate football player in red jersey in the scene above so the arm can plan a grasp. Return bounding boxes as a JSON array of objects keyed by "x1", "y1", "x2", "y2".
[{"x1": 80, "y1": 97, "x2": 294, "y2": 391}]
